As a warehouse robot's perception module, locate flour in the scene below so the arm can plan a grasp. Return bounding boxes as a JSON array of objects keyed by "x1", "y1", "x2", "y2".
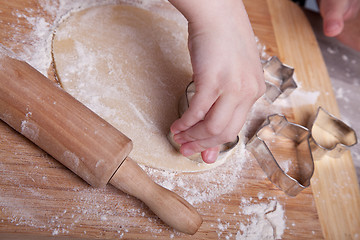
[
  {"x1": 335, "y1": 87, "x2": 351, "y2": 103},
  {"x1": 236, "y1": 199, "x2": 285, "y2": 240},
  {"x1": 255, "y1": 36, "x2": 270, "y2": 60},
  {"x1": 144, "y1": 141, "x2": 248, "y2": 205},
  {"x1": 279, "y1": 159, "x2": 291, "y2": 174},
  {"x1": 0, "y1": 1, "x2": 305, "y2": 239},
  {"x1": 9, "y1": 8, "x2": 54, "y2": 75},
  {"x1": 342, "y1": 54, "x2": 349, "y2": 62},
  {"x1": 273, "y1": 81, "x2": 320, "y2": 108},
  {"x1": 20, "y1": 120, "x2": 39, "y2": 141},
  {"x1": 63, "y1": 151, "x2": 80, "y2": 169},
  {"x1": 327, "y1": 46, "x2": 337, "y2": 54}
]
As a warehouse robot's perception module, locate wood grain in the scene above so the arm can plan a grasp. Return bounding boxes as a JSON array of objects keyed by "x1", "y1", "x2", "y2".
[
  {"x1": 0, "y1": 0, "x2": 357, "y2": 239},
  {"x1": 267, "y1": 1, "x2": 360, "y2": 239},
  {"x1": 0, "y1": 54, "x2": 133, "y2": 188},
  {"x1": 0, "y1": 53, "x2": 202, "y2": 235}
]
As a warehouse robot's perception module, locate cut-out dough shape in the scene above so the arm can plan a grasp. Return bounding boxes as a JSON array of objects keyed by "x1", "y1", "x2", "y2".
[{"x1": 52, "y1": 4, "x2": 235, "y2": 172}]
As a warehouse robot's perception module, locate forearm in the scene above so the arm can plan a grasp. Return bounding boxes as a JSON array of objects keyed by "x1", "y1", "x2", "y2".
[{"x1": 168, "y1": 0, "x2": 249, "y2": 26}]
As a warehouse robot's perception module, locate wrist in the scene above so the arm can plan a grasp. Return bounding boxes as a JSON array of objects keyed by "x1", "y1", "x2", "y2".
[{"x1": 169, "y1": 0, "x2": 245, "y2": 24}]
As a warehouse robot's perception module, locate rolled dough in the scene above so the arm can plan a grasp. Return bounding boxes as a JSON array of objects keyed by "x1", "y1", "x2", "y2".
[{"x1": 52, "y1": 4, "x2": 233, "y2": 172}]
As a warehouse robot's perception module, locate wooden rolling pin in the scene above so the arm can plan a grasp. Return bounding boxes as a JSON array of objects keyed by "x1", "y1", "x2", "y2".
[{"x1": 0, "y1": 51, "x2": 202, "y2": 235}]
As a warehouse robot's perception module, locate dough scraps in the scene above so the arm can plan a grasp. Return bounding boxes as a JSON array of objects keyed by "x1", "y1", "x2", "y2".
[{"x1": 52, "y1": 3, "x2": 235, "y2": 172}]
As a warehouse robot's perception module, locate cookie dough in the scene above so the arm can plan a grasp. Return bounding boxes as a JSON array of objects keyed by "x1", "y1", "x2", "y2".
[{"x1": 52, "y1": 4, "x2": 233, "y2": 171}]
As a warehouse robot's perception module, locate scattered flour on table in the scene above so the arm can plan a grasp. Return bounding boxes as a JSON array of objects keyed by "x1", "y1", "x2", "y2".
[
  {"x1": 211, "y1": 195, "x2": 286, "y2": 240},
  {"x1": 274, "y1": 81, "x2": 320, "y2": 108},
  {"x1": 331, "y1": 78, "x2": 360, "y2": 184},
  {"x1": 236, "y1": 198, "x2": 285, "y2": 240},
  {"x1": 0, "y1": 0, "x2": 325, "y2": 238},
  {"x1": 144, "y1": 143, "x2": 248, "y2": 205}
]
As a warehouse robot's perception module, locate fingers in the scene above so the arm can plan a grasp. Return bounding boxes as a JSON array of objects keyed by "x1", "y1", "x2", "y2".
[
  {"x1": 201, "y1": 146, "x2": 220, "y2": 164},
  {"x1": 320, "y1": 0, "x2": 348, "y2": 36},
  {"x1": 178, "y1": 103, "x2": 250, "y2": 158},
  {"x1": 170, "y1": 82, "x2": 217, "y2": 134},
  {"x1": 173, "y1": 93, "x2": 238, "y2": 144},
  {"x1": 319, "y1": 0, "x2": 360, "y2": 37}
]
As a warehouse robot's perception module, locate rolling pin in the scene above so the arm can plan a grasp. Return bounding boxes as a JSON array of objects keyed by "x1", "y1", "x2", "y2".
[{"x1": 0, "y1": 51, "x2": 202, "y2": 235}]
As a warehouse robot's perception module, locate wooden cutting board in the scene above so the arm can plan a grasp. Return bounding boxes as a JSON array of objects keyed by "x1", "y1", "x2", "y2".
[{"x1": 0, "y1": 0, "x2": 359, "y2": 239}]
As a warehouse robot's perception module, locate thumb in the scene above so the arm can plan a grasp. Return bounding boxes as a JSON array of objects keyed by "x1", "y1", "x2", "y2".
[
  {"x1": 201, "y1": 146, "x2": 220, "y2": 164},
  {"x1": 320, "y1": 0, "x2": 348, "y2": 37}
]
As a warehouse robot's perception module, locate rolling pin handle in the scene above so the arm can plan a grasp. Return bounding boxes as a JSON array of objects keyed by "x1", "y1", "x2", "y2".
[{"x1": 109, "y1": 157, "x2": 202, "y2": 235}]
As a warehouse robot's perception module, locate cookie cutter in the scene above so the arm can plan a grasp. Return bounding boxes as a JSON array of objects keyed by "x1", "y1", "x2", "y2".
[
  {"x1": 246, "y1": 114, "x2": 314, "y2": 197},
  {"x1": 168, "y1": 81, "x2": 239, "y2": 163},
  {"x1": 262, "y1": 56, "x2": 298, "y2": 102},
  {"x1": 246, "y1": 107, "x2": 357, "y2": 196},
  {"x1": 168, "y1": 56, "x2": 298, "y2": 162},
  {"x1": 308, "y1": 107, "x2": 357, "y2": 160}
]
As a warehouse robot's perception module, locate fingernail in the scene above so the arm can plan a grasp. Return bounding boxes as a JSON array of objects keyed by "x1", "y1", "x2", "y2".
[
  {"x1": 325, "y1": 20, "x2": 342, "y2": 36},
  {"x1": 171, "y1": 129, "x2": 180, "y2": 134},
  {"x1": 170, "y1": 125, "x2": 180, "y2": 134},
  {"x1": 202, "y1": 150, "x2": 218, "y2": 164}
]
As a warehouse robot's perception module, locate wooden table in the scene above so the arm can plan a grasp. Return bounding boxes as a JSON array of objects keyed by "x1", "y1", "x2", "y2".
[{"x1": 0, "y1": 0, "x2": 359, "y2": 239}]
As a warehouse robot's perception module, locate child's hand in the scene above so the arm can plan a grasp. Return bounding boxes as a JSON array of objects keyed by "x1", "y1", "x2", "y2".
[
  {"x1": 169, "y1": 0, "x2": 265, "y2": 163},
  {"x1": 319, "y1": 0, "x2": 360, "y2": 37}
]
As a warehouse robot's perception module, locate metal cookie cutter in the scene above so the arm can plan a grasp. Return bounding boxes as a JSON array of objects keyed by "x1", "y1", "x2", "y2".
[
  {"x1": 168, "y1": 81, "x2": 239, "y2": 163},
  {"x1": 246, "y1": 114, "x2": 314, "y2": 197},
  {"x1": 168, "y1": 55, "x2": 298, "y2": 162},
  {"x1": 262, "y1": 56, "x2": 298, "y2": 102},
  {"x1": 308, "y1": 107, "x2": 357, "y2": 160}
]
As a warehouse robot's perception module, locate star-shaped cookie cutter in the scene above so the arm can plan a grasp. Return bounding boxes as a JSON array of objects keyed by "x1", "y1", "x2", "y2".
[
  {"x1": 246, "y1": 114, "x2": 314, "y2": 197},
  {"x1": 262, "y1": 56, "x2": 298, "y2": 102}
]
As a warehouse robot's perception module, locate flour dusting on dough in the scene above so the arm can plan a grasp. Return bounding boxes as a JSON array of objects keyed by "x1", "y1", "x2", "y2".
[
  {"x1": 52, "y1": 4, "x2": 232, "y2": 172},
  {"x1": 1, "y1": 1, "x2": 290, "y2": 239}
]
